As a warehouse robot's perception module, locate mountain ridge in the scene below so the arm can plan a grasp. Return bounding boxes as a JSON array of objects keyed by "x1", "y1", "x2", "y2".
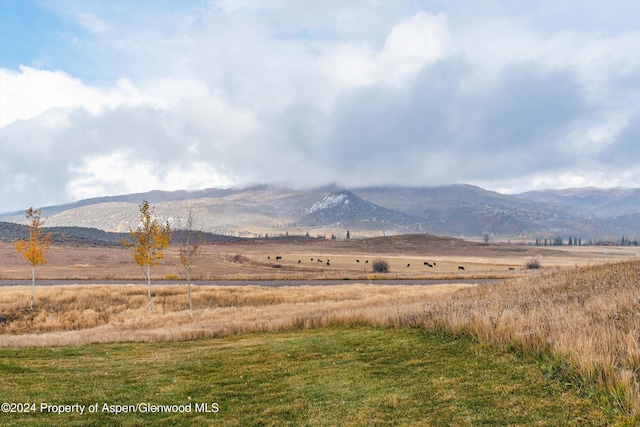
[
  {"x1": 1, "y1": 184, "x2": 638, "y2": 241},
  {"x1": 514, "y1": 187, "x2": 640, "y2": 218}
]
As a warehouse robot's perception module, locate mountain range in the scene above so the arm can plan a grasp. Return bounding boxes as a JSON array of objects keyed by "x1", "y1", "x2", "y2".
[{"x1": 1, "y1": 184, "x2": 638, "y2": 243}]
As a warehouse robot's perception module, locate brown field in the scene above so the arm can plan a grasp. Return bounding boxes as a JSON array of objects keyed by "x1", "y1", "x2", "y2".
[
  {"x1": 0, "y1": 283, "x2": 468, "y2": 347},
  {"x1": 2, "y1": 235, "x2": 640, "y2": 417},
  {"x1": 1, "y1": 234, "x2": 638, "y2": 281}
]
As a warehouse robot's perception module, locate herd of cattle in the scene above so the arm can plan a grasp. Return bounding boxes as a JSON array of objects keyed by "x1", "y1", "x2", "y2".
[{"x1": 267, "y1": 256, "x2": 466, "y2": 271}]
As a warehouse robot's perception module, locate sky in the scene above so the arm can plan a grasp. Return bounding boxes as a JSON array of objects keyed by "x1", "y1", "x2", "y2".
[{"x1": 1, "y1": 0, "x2": 639, "y2": 212}]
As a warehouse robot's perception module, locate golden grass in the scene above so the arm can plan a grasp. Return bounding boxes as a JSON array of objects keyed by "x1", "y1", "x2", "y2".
[
  {"x1": 0, "y1": 283, "x2": 467, "y2": 347},
  {"x1": 416, "y1": 260, "x2": 640, "y2": 418},
  {"x1": 2, "y1": 241, "x2": 638, "y2": 281},
  {"x1": 2, "y1": 251, "x2": 640, "y2": 418}
]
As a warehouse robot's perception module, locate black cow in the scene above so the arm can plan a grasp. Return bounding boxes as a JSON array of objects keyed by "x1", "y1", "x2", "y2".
[
  {"x1": 0, "y1": 315, "x2": 7, "y2": 324},
  {"x1": 458, "y1": 266, "x2": 465, "y2": 271},
  {"x1": 275, "y1": 256, "x2": 282, "y2": 261}
]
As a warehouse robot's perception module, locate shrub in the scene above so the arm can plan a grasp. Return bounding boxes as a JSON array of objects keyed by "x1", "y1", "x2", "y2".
[
  {"x1": 525, "y1": 258, "x2": 541, "y2": 269},
  {"x1": 372, "y1": 259, "x2": 390, "y2": 273},
  {"x1": 232, "y1": 254, "x2": 250, "y2": 264}
]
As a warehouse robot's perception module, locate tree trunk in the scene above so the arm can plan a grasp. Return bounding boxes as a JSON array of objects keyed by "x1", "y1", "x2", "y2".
[
  {"x1": 146, "y1": 266, "x2": 152, "y2": 312},
  {"x1": 30, "y1": 266, "x2": 35, "y2": 310},
  {"x1": 188, "y1": 282, "x2": 193, "y2": 318}
]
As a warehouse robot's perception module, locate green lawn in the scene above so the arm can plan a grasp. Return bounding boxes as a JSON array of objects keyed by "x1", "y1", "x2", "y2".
[{"x1": 0, "y1": 327, "x2": 612, "y2": 426}]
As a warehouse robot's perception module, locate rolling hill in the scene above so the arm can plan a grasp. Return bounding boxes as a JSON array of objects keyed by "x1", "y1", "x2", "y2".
[{"x1": 1, "y1": 184, "x2": 638, "y2": 243}]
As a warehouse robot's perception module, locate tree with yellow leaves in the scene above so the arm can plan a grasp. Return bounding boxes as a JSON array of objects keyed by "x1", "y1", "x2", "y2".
[
  {"x1": 14, "y1": 207, "x2": 52, "y2": 310},
  {"x1": 121, "y1": 200, "x2": 172, "y2": 311}
]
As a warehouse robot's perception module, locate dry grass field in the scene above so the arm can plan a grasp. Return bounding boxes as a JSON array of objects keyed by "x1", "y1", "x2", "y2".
[
  {"x1": 1, "y1": 234, "x2": 637, "y2": 281},
  {"x1": 2, "y1": 235, "x2": 640, "y2": 420},
  {"x1": 0, "y1": 283, "x2": 468, "y2": 347}
]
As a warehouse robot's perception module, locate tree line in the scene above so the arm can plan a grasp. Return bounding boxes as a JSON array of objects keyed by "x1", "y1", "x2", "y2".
[{"x1": 534, "y1": 236, "x2": 639, "y2": 246}]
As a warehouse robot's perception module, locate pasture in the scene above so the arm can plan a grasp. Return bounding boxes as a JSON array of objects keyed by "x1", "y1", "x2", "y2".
[
  {"x1": 0, "y1": 234, "x2": 637, "y2": 281},
  {"x1": 1, "y1": 235, "x2": 639, "y2": 424}
]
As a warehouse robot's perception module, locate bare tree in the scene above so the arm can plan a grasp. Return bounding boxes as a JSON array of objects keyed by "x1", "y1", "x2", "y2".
[{"x1": 179, "y1": 208, "x2": 201, "y2": 318}]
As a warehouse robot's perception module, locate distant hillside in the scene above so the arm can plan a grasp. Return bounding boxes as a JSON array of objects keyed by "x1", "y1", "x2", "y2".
[
  {"x1": 0, "y1": 222, "x2": 125, "y2": 246},
  {"x1": 514, "y1": 187, "x2": 640, "y2": 218},
  {"x1": 351, "y1": 185, "x2": 595, "y2": 237},
  {"x1": 0, "y1": 221, "x2": 250, "y2": 246},
  {"x1": 1, "y1": 184, "x2": 639, "y2": 241}
]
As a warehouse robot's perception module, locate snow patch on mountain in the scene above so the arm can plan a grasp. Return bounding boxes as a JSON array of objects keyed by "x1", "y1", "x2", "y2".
[{"x1": 306, "y1": 194, "x2": 350, "y2": 214}]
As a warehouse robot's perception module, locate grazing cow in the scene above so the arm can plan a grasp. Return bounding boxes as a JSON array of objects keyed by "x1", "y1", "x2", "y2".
[
  {"x1": 433, "y1": 262, "x2": 436, "y2": 266},
  {"x1": 356, "y1": 259, "x2": 360, "y2": 263},
  {"x1": 458, "y1": 266, "x2": 465, "y2": 271},
  {"x1": 423, "y1": 261, "x2": 429, "y2": 266},
  {"x1": 298, "y1": 260, "x2": 301, "y2": 264},
  {"x1": 424, "y1": 262, "x2": 433, "y2": 268},
  {"x1": 275, "y1": 256, "x2": 282, "y2": 261},
  {"x1": 268, "y1": 256, "x2": 271, "y2": 260},
  {"x1": 407, "y1": 263, "x2": 410, "y2": 268},
  {"x1": 365, "y1": 260, "x2": 369, "y2": 264},
  {"x1": 311, "y1": 258, "x2": 314, "y2": 261},
  {"x1": 0, "y1": 314, "x2": 6, "y2": 324},
  {"x1": 326, "y1": 261, "x2": 330, "y2": 266}
]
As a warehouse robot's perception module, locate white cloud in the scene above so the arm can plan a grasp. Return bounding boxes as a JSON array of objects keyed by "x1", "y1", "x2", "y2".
[
  {"x1": 1, "y1": 1, "x2": 640, "y2": 212},
  {"x1": 377, "y1": 12, "x2": 449, "y2": 84},
  {"x1": 321, "y1": 12, "x2": 449, "y2": 88},
  {"x1": 66, "y1": 151, "x2": 234, "y2": 200},
  {"x1": 564, "y1": 112, "x2": 631, "y2": 154},
  {"x1": 0, "y1": 66, "x2": 155, "y2": 127},
  {"x1": 76, "y1": 12, "x2": 111, "y2": 34}
]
